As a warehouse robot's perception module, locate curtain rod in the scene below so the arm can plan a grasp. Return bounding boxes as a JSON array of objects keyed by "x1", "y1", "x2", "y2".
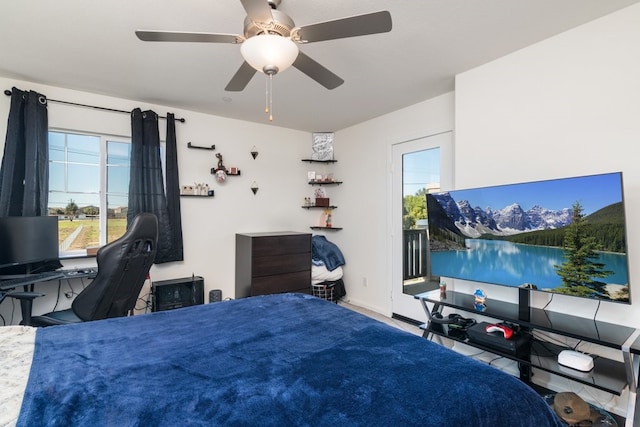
[{"x1": 3, "y1": 89, "x2": 185, "y2": 123}]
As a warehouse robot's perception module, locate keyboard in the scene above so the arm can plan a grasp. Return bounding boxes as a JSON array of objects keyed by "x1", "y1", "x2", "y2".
[
  {"x1": 0, "y1": 271, "x2": 66, "y2": 291},
  {"x1": 61, "y1": 267, "x2": 98, "y2": 279}
]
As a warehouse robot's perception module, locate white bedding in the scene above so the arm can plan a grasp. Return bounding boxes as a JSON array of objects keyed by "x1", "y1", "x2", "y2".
[
  {"x1": 0, "y1": 326, "x2": 36, "y2": 427},
  {"x1": 311, "y1": 264, "x2": 343, "y2": 285}
]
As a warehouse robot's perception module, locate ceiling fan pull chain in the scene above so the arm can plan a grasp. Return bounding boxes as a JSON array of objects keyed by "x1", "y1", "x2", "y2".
[
  {"x1": 268, "y1": 74, "x2": 273, "y2": 122},
  {"x1": 265, "y1": 75, "x2": 269, "y2": 115}
]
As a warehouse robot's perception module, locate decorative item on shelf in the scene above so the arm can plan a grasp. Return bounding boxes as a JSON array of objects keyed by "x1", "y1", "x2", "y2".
[
  {"x1": 251, "y1": 181, "x2": 259, "y2": 195},
  {"x1": 311, "y1": 132, "x2": 334, "y2": 161},
  {"x1": 324, "y1": 209, "x2": 332, "y2": 228},
  {"x1": 213, "y1": 153, "x2": 227, "y2": 183},
  {"x1": 473, "y1": 288, "x2": 487, "y2": 304},
  {"x1": 307, "y1": 171, "x2": 316, "y2": 181},
  {"x1": 187, "y1": 142, "x2": 215, "y2": 150},
  {"x1": 314, "y1": 187, "x2": 329, "y2": 206},
  {"x1": 180, "y1": 185, "x2": 194, "y2": 195},
  {"x1": 473, "y1": 288, "x2": 488, "y2": 312},
  {"x1": 211, "y1": 153, "x2": 240, "y2": 182},
  {"x1": 214, "y1": 169, "x2": 227, "y2": 183},
  {"x1": 439, "y1": 281, "x2": 447, "y2": 299},
  {"x1": 251, "y1": 146, "x2": 258, "y2": 159}
]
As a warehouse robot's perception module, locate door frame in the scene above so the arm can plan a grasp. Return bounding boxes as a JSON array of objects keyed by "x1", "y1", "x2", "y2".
[{"x1": 390, "y1": 131, "x2": 453, "y2": 322}]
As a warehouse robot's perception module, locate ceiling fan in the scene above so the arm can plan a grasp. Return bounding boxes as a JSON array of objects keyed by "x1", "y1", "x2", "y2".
[{"x1": 135, "y1": 0, "x2": 392, "y2": 92}]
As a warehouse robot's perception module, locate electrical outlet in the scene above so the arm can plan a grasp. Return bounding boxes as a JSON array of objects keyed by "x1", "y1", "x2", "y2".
[{"x1": 362, "y1": 277, "x2": 368, "y2": 287}]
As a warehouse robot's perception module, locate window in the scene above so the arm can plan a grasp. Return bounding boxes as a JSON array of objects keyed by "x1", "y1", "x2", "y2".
[{"x1": 49, "y1": 131, "x2": 132, "y2": 257}]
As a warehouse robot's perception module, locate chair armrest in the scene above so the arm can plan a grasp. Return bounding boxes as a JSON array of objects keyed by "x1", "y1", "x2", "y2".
[
  {"x1": 3, "y1": 291, "x2": 45, "y2": 326},
  {"x1": 6, "y1": 291, "x2": 45, "y2": 300}
]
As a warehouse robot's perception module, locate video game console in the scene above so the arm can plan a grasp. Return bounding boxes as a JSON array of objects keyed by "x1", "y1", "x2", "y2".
[
  {"x1": 485, "y1": 323, "x2": 514, "y2": 340},
  {"x1": 467, "y1": 322, "x2": 530, "y2": 355}
]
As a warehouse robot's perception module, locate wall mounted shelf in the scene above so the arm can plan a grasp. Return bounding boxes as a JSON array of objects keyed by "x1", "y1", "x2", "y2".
[
  {"x1": 308, "y1": 180, "x2": 342, "y2": 186},
  {"x1": 301, "y1": 159, "x2": 337, "y2": 164},
  {"x1": 304, "y1": 157, "x2": 342, "y2": 230},
  {"x1": 180, "y1": 193, "x2": 214, "y2": 198},
  {"x1": 187, "y1": 142, "x2": 215, "y2": 150}
]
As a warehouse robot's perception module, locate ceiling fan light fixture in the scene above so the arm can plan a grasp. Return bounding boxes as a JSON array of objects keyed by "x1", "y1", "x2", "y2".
[{"x1": 241, "y1": 34, "x2": 299, "y2": 74}]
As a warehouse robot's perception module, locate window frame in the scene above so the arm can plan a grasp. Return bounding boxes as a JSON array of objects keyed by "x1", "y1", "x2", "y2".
[{"x1": 48, "y1": 129, "x2": 133, "y2": 258}]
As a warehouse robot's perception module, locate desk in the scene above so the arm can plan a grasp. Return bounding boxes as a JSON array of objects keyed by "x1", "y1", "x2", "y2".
[{"x1": 0, "y1": 268, "x2": 97, "y2": 325}]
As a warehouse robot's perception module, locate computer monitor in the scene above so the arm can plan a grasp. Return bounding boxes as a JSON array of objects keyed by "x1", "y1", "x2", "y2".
[{"x1": 0, "y1": 216, "x2": 62, "y2": 274}]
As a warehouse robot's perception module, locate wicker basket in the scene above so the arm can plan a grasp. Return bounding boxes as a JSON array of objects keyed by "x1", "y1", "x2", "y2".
[{"x1": 311, "y1": 282, "x2": 336, "y2": 302}]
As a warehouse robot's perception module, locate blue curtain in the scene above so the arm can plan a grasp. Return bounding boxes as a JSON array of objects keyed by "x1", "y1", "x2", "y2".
[
  {"x1": 128, "y1": 108, "x2": 183, "y2": 263},
  {"x1": 0, "y1": 87, "x2": 49, "y2": 217}
]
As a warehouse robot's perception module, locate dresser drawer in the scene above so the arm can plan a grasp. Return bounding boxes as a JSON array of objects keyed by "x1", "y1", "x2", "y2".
[
  {"x1": 251, "y1": 271, "x2": 311, "y2": 296},
  {"x1": 252, "y1": 234, "x2": 311, "y2": 257},
  {"x1": 252, "y1": 253, "x2": 310, "y2": 277}
]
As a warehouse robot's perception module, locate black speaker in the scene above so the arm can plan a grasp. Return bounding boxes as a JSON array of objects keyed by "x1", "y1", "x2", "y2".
[
  {"x1": 152, "y1": 276, "x2": 204, "y2": 312},
  {"x1": 209, "y1": 289, "x2": 222, "y2": 303}
]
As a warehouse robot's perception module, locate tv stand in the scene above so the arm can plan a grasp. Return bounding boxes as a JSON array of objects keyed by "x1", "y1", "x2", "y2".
[{"x1": 416, "y1": 289, "x2": 640, "y2": 426}]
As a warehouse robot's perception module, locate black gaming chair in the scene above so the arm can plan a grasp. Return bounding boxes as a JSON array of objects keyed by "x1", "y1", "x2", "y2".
[{"x1": 30, "y1": 212, "x2": 158, "y2": 326}]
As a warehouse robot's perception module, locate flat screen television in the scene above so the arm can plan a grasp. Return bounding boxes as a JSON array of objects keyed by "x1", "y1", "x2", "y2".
[
  {"x1": 426, "y1": 172, "x2": 630, "y2": 304},
  {"x1": 0, "y1": 216, "x2": 62, "y2": 274}
]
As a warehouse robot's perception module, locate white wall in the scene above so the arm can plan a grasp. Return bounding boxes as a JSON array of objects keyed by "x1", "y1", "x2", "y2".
[
  {"x1": 0, "y1": 76, "x2": 312, "y2": 322},
  {"x1": 454, "y1": 3, "x2": 640, "y2": 327}
]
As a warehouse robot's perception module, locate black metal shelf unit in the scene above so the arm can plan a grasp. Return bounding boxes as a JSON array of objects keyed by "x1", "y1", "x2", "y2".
[{"x1": 416, "y1": 289, "x2": 640, "y2": 403}]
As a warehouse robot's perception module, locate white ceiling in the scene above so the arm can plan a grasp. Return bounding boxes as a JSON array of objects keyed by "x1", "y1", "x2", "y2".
[{"x1": 1, "y1": 0, "x2": 638, "y2": 132}]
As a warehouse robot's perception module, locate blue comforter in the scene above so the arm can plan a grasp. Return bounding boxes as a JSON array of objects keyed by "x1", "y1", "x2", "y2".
[{"x1": 18, "y1": 293, "x2": 562, "y2": 426}]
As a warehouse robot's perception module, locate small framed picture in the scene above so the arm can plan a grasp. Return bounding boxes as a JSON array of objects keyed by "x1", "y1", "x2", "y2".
[
  {"x1": 311, "y1": 132, "x2": 334, "y2": 161},
  {"x1": 307, "y1": 171, "x2": 316, "y2": 181}
]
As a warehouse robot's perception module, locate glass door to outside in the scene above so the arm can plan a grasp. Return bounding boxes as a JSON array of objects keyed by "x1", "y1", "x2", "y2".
[{"x1": 391, "y1": 132, "x2": 452, "y2": 322}]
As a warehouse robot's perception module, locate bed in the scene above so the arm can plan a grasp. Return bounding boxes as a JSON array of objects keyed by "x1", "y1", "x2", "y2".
[{"x1": 1, "y1": 293, "x2": 563, "y2": 426}]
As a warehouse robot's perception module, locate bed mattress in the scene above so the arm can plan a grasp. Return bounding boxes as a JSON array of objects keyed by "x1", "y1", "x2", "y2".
[{"x1": 2, "y1": 293, "x2": 563, "y2": 426}]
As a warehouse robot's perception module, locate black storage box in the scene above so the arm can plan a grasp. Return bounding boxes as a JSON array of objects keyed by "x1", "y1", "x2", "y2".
[{"x1": 467, "y1": 322, "x2": 530, "y2": 356}]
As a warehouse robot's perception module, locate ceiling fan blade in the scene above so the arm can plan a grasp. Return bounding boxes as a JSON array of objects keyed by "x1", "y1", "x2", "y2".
[
  {"x1": 239, "y1": 0, "x2": 274, "y2": 24},
  {"x1": 136, "y1": 30, "x2": 242, "y2": 44},
  {"x1": 225, "y1": 61, "x2": 258, "y2": 91},
  {"x1": 295, "y1": 11, "x2": 392, "y2": 43},
  {"x1": 293, "y1": 52, "x2": 344, "y2": 90}
]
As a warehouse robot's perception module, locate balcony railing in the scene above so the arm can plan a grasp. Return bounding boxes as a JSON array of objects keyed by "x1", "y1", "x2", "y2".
[{"x1": 403, "y1": 229, "x2": 428, "y2": 281}]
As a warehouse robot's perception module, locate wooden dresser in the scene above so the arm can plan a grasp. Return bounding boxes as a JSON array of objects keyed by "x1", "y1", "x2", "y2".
[{"x1": 235, "y1": 232, "x2": 312, "y2": 298}]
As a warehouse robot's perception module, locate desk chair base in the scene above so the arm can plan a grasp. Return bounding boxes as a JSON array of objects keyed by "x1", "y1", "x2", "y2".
[{"x1": 31, "y1": 309, "x2": 83, "y2": 326}]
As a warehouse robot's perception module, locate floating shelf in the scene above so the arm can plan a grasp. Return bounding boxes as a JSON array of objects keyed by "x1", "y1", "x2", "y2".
[
  {"x1": 310, "y1": 226, "x2": 343, "y2": 231},
  {"x1": 187, "y1": 142, "x2": 215, "y2": 150},
  {"x1": 301, "y1": 159, "x2": 337, "y2": 163},
  {"x1": 180, "y1": 193, "x2": 214, "y2": 198},
  {"x1": 308, "y1": 181, "x2": 342, "y2": 186},
  {"x1": 302, "y1": 205, "x2": 338, "y2": 209}
]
